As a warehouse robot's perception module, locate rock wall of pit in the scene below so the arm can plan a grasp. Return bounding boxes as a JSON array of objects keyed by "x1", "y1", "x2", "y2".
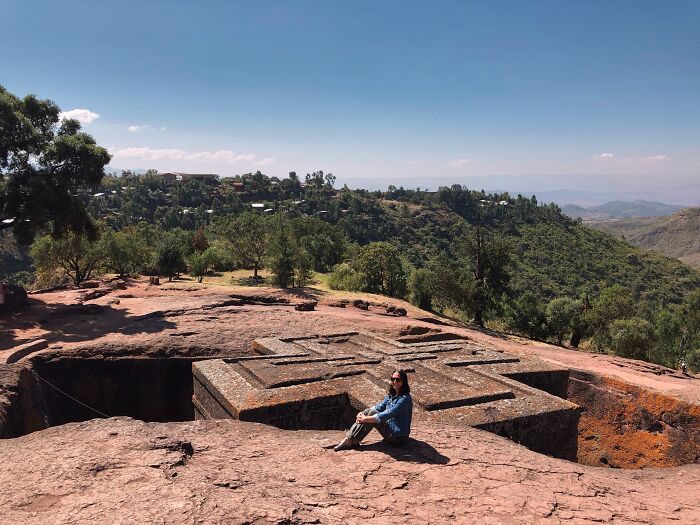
[{"x1": 570, "y1": 370, "x2": 700, "y2": 469}]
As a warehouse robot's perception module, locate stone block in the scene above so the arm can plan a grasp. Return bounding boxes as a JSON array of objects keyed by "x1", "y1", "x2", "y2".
[
  {"x1": 294, "y1": 301, "x2": 316, "y2": 311},
  {"x1": 0, "y1": 283, "x2": 28, "y2": 313},
  {"x1": 6, "y1": 339, "x2": 49, "y2": 364},
  {"x1": 193, "y1": 332, "x2": 580, "y2": 459}
]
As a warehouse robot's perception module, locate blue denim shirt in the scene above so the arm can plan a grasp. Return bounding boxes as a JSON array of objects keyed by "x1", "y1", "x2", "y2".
[{"x1": 373, "y1": 393, "x2": 413, "y2": 437}]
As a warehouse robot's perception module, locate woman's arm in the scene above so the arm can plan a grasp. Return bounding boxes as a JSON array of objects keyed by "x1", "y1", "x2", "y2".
[
  {"x1": 356, "y1": 395, "x2": 390, "y2": 424},
  {"x1": 374, "y1": 395, "x2": 411, "y2": 423},
  {"x1": 357, "y1": 413, "x2": 379, "y2": 424},
  {"x1": 373, "y1": 395, "x2": 390, "y2": 413}
]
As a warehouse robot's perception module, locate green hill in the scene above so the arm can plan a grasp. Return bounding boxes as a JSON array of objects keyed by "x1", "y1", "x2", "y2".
[
  {"x1": 6, "y1": 172, "x2": 697, "y2": 310},
  {"x1": 590, "y1": 208, "x2": 700, "y2": 269},
  {"x1": 562, "y1": 199, "x2": 684, "y2": 221},
  {"x1": 5, "y1": 172, "x2": 699, "y2": 371}
]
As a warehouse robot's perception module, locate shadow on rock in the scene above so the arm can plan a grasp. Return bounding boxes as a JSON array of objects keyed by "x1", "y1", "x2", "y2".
[
  {"x1": 359, "y1": 438, "x2": 450, "y2": 464},
  {"x1": 2, "y1": 302, "x2": 177, "y2": 350},
  {"x1": 286, "y1": 286, "x2": 329, "y2": 301}
]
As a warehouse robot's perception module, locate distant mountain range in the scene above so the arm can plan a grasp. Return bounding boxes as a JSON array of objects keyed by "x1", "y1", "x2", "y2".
[
  {"x1": 589, "y1": 207, "x2": 700, "y2": 269},
  {"x1": 561, "y1": 200, "x2": 684, "y2": 221}
]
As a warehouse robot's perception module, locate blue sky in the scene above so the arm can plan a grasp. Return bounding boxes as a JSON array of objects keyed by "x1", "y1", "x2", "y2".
[{"x1": 3, "y1": 1, "x2": 699, "y2": 203}]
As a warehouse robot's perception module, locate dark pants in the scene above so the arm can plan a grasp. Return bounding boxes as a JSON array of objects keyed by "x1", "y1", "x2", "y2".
[{"x1": 346, "y1": 408, "x2": 408, "y2": 445}]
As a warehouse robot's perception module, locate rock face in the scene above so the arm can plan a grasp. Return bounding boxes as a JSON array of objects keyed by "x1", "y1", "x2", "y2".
[
  {"x1": 2, "y1": 279, "x2": 700, "y2": 523},
  {"x1": 0, "y1": 417, "x2": 698, "y2": 524},
  {"x1": 570, "y1": 370, "x2": 700, "y2": 469}
]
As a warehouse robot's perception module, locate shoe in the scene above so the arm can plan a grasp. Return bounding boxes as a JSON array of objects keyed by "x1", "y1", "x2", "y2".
[{"x1": 333, "y1": 438, "x2": 353, "y2": 452}]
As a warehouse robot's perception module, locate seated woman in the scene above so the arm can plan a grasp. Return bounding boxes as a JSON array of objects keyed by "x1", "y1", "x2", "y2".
[{"x1": 334, "y1": 369, "x2": 413, "y2": 451}]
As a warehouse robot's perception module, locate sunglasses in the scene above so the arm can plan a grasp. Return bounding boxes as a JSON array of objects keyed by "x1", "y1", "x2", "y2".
[{"x1": 390, "y1": 377, "x2": 402, "y2": 382}]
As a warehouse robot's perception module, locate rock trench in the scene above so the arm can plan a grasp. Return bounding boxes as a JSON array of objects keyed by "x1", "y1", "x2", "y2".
[{"x1": 2, "y1": 350, "x2": 699, "y2": 471}]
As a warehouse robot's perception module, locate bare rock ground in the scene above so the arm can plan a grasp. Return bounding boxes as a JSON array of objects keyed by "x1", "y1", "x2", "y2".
[
  {"x1": 1, "y1": 417, "x2": 699, "y2": 524},
  {"x1": 3, "y1": 278, "x2": 697, "y2": 403},
  {"x1": 2, "y1": 278, "x2": 700, "y2": 522}
]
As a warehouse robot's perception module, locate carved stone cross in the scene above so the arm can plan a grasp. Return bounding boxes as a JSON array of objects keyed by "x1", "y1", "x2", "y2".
[{"x1": 193, "y1": 332, "x2": 579, "y2": 459}]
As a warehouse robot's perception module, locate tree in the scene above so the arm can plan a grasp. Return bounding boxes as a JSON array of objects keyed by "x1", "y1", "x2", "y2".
[
  {"x1": 507, "y1": 292, "x2": 549, "y2": 340},
  {"x1": 30, "y1": 231, "x2": 105, "y2": 286},
  {"x1": 409, "y1": 268, "x2": 434, "y2": 310},
  {"x1": 220, "y1": 213, "x2": 270, "y2": 278},
  {"x1": 609, "y1": 317, "x2": 656, "y2": 360},
  {"x1": 294, "y1": 248, "x2": 313, "y2": 287},
  {"x1": 422, "y1": 255, "x2": 479, "y2": 317},
  {"x1": 268, "y1": 226, "x2": 296, "y2": 288},
  {"x1": 156, "y1": 241, "x2": 186, "y2": 281},
  {"x1": 545, "y1": 297, "x2": 581, "y2": 346},
  {"x1": 290, "y1": 217, "x2": 348, "y2": 272},
  {"x1": 685, "y1": 288, "x2": 700, "y2": 337},
  {"x1": 463, "y1": 227, "x2": 513, "y2": 327},
  {"x1": 187, "y1": 247, "x2": 219, "y2": 283},
  {"x1": 659, "y1": 289, "x2": 700, "y2": 371},
  {"x1": 192, "y1": 228, "x2": 209, "y2": 252},
  {"x1": 354, "y1": 242, "x2": 407, "y2": 297},
  {"x1": 651, "y1": 309, "x2": 684, "y2": 368},
  {"x1": 585, "y1": 285, "x2": 636, "y2": 351},
  {"x1": 569, "y1": 295, "x2": 591, "y2": 348},
  {"x1": 328, "y1": 262, "x2": 365, "y2": 291},
  {"x1": 102, "y1": 227, "x2": 152, "y2": 277},
  {"x1": 0, "y1": 86, "x2": 111, "y2": 245}
]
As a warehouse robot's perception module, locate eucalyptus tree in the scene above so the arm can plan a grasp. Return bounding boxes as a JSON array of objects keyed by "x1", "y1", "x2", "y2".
[{"x1": 0, "y1": 86, "x2": 111, "y2": 244}]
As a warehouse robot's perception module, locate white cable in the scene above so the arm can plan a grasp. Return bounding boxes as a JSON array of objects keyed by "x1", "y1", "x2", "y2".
[{"x1": 32, "y1": 370, "x2": 110, "y2": 419}]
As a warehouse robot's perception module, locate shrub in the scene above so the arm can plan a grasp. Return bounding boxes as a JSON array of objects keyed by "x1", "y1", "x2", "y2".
[
  {"x1": 156, "y1": 242, "x2": 186, "y2": 280},
  {"x1": 545, "y1": 297, "x2": 580, "y2": 346},
  {"x1": 328, "y1": 263, "x2": 365, "y2": 291},
  {"x1": 609, "y1": 317, "x2": 656, "y2": 360},
  {"x1": 30, "y1": 232, "x2": 105, "y2": 286},
  {"x1": 409, "y1": 268, "x2": 434, "y2": 310}
]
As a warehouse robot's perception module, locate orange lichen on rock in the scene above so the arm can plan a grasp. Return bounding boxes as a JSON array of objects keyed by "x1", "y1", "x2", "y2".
[{"x1": 570, "y1": 370, "x2": 700, "y2": 469}]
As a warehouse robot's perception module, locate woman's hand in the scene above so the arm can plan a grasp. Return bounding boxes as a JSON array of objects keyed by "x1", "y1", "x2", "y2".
[{"x1": 356, "y1": 414, "x2": 375, "y2": 424}]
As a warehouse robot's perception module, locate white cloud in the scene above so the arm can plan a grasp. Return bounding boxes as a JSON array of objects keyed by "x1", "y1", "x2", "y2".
[
  {"x1": 640, "y1": 155, "x2": 671, "y2": 161},
  {"x1": 449, "y1": 158, "x2": 471, "y2": 167},
  {"x1": 160, "y1": 126, "x2": 167, "y2": 132},
  {"x1": 111, "y1": 146, "x2": 275, "y2": 166},
  {"x1": 58, "y1": 108, "x2": 100, "y2": 124},
  {"x1": 127, "y1": 125, "x2": 142, "y2": 133},
  {"x1": 593, "y1": 152, "x2": 671, "y2": 163},
  {"x1": 593, "y1": 152, "x2": 615, "y2": 160}
]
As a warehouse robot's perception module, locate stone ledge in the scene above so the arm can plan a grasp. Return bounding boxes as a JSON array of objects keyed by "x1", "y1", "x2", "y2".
[{"x1": 5, "y1": 339, "x2": 49, "y2": 364}]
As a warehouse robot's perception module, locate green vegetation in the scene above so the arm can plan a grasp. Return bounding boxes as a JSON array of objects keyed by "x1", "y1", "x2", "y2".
[
  {"x1": 102, "y1": 227, "x2": 151, "y2": 278},
  {"x1": 545, "y1": 297, "x2": 580, "y2": 346},
  {"x1": 0, "y1": 85, "x2": 110, "y2": 245},
  {"x1": 1, "y1": 87, "x2": 699, "y2": 373},
  {"x1": 156, "y1": 239, "x2": 187, "y2": 281},
  {"x1": 12, "y1": 170, "x2": 700, "y2": 372},
  {"x1": 30, "y1": 231, "x2": 105, "y2": 286},
  {"x1": 590, "y1": 207, "x2": 700, "y2": 269}
]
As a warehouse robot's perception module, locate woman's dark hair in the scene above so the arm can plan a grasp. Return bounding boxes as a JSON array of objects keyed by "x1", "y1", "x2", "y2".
[{"x1": 388, "y1": 368, "x2": 410, "y2": 396}]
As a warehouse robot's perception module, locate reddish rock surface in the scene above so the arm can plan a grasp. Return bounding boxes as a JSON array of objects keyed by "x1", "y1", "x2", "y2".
[
  {"x1": 1, "y1": 417, "x2": 699, "y2": 524},
  {"x1": 1, "y1": 278, "x2": 700, "y2": 522},
  {"x1": 570, "y1": 371, "x2": 700, "y2": 469}
]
